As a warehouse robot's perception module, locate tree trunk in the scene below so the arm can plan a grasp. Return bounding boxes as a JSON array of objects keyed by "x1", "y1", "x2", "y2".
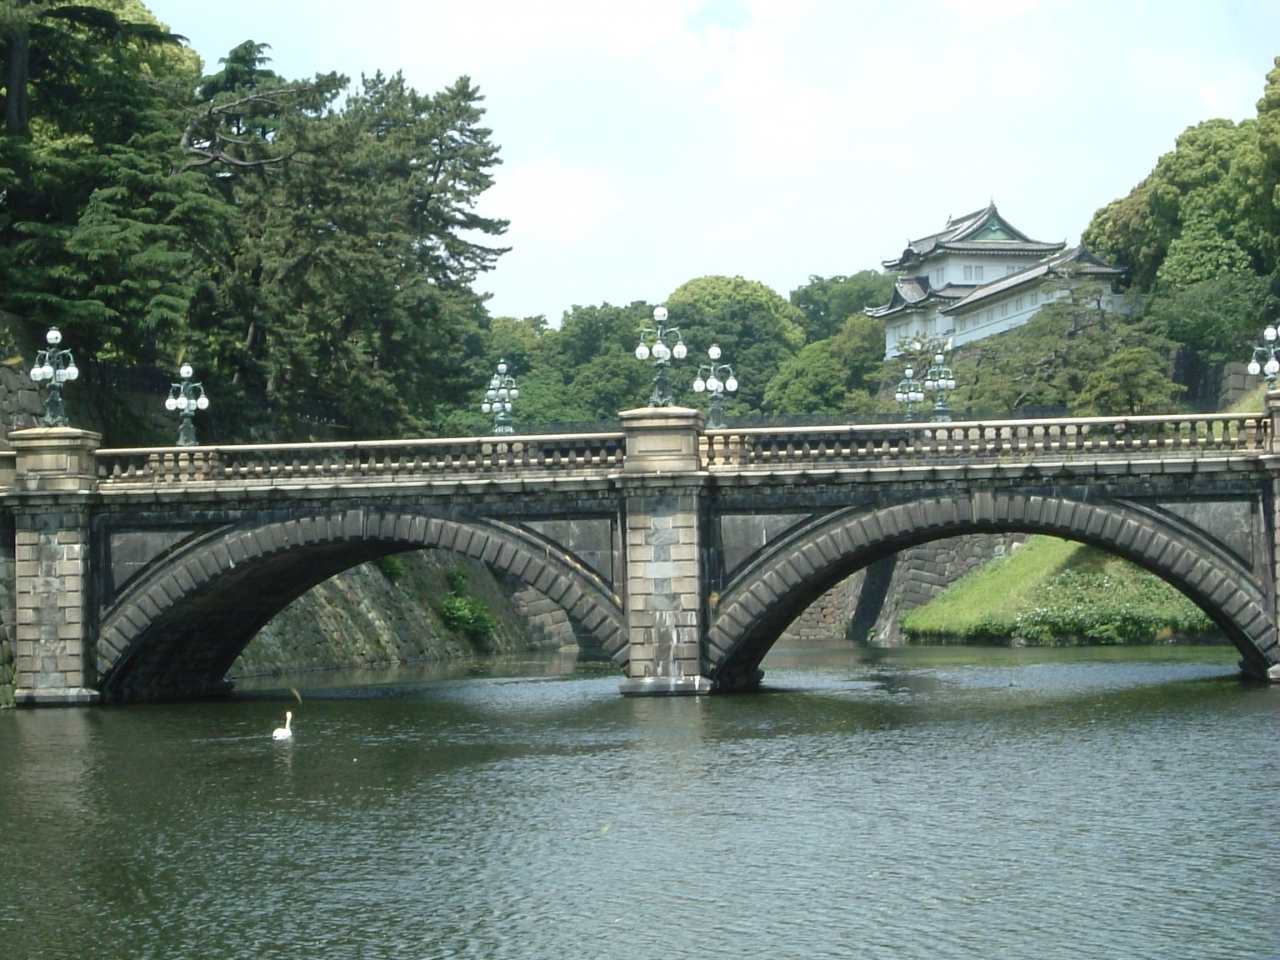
[{"x1": 5, "y1": 27, "x2": 30, "y2": 137}]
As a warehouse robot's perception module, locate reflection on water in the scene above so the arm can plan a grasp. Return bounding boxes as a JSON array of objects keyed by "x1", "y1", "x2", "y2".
[{"x1": 1, "y1": 642, "x2": 1276, "y2": 959}]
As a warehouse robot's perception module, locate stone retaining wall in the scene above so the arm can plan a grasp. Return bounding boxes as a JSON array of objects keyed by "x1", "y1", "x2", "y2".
[
  {"x1": 511, "y1": 585, "x2": 590, "y2": 651},
  {"x1": 232, "y1": 550, "x2": 565, "y2": 678},
  {"x1": 869, "y1": 534, "x2": 1026, "y2": 644},
  {"x1": 779, "y1": 534, "x2": 1026, "y2": 646}
]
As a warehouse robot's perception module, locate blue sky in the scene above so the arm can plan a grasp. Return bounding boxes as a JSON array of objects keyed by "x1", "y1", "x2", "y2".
[{"x1": 146, "y1": 0, "x2": 1280, "y2": 323}]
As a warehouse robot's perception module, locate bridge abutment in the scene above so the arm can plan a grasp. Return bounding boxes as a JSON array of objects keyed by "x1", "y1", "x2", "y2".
[
  {"x1": 9, "y1": 428, "x2": 100, "y2": 705},
  {"x1": 617, "y1": 407, "x2": 712, "y2": 695}
]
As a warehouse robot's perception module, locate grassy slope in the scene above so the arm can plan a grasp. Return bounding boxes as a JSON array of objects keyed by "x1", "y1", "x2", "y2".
[
  {"x1": 900, "y1": 536, "x2": 1217, "y2": 645},
  {"x1": 1228, "y1": 383, "x2": 1268, "y2": 414}
]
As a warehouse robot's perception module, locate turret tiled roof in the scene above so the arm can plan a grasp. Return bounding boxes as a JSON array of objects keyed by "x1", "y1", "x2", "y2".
[
  {"x1": 882, "y1": 203, "x2": 1065, "y2": 271},
  {"x1": 864, "y1": 275, "x2": 969, "y2": 319}
]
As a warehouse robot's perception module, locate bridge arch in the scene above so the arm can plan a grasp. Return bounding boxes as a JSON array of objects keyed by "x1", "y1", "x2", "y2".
[
  {"x1": 96, "y1": 506, "x2": 626, "y2": 702},
  {"x1": 707, "y1": 492, "x2": 1279, "y2": 690}
]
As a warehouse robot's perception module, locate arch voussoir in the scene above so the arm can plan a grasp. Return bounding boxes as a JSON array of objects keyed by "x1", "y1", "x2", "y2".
[
  {"x1": 96, "y1": 506, "x2": 626, "y2": 701},
  {"x1": 707, "y1": 491, "x2": 1277, "y2": 690}
]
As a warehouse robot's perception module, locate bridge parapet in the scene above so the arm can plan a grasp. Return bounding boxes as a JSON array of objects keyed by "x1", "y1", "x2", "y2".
[
  {"x1": 94, "y1": 432, "x2": 626, "y2": 488},
  {"x1": 703, "y1": 412, "x2": 1270, "y2": 469}
]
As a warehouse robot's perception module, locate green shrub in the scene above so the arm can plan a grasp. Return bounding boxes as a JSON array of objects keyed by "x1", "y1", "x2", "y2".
[
  {"x1": 436, "y1": 593, "x2": 497, "y2": 641},
  {"x1": 375, "y1": 555, "x2": 407, "y2": 584},
  {"x1": 445, "y1": 568, "x2": 469, "y2": 593},
  {"x1": 900, "y1": 536, "x2": 1216, "y2": 645}
]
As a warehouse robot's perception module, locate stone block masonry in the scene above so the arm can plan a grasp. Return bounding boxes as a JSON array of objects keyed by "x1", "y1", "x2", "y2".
[
  {"x1": 0, "y1": 515, "x2": 14, "y2": 707},
  {"x1": 778, "y1": 534, "x2": 1025, "y2": 646},
  {"x1": 869, "y1": 534, "x2": 1026, "y2": 645},
  {"x1": 617, "y1": 406, "x2": 711, "y2": 695},
  {"x1": 619, "y1": 487, "x2": 709, "y2": 693},
  {"x1": 13, "y1": 508, "x2": 94, "y2": 702},
  {"x1": 9, "y1": 427, "x2": 100, "y2": 704}
]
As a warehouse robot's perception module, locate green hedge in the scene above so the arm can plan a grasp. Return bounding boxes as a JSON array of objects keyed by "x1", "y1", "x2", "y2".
[{"x1": 900, "y1": 536, "x2": 1217, "y2": 645}]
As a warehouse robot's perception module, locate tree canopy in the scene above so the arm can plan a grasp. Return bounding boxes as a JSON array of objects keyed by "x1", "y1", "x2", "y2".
[
  {"x1": 1, "y1": 5, "x2": 508, "y2": 441},
  {"x1": 1082, "y1": 56, "x2": 1280, "y2": 369}
]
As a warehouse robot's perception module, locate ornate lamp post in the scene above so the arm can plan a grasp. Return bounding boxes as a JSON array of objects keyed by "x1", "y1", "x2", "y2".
[
  {"x1": 635, "y1": 306, "x2": 687, "y2": 406},
  {"x1": 692, "y1": 343, "x2": 739, "y2": 428},
  {"x1": 923, "y1": 350, "x2": 956, "y2": 422},
  {"x1": 894, "y1": 364, "x2": 924, "y2": 421},
  {"x1": 1247, "y1": 323, "x2": 1280, "y2": 388},
  {"x1": 164, "y1": 363, "x2": 210, "y2": 446},
  {"x1": 481, "y1": 359, "x2": 518, "y2": 434},
  {"x1": 28, "y1": 326, "x2": 80, "y2": 426}
]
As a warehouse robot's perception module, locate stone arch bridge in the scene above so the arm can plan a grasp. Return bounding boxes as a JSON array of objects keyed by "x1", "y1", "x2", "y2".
[{"x1": 8, "y1": 401, "x2": 1280, "y2": 703}]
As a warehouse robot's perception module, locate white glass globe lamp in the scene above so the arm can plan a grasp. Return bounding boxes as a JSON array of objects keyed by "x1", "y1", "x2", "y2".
[
  {"x1": 635, "y1": 343, "x2": 650, "y2": 361},
  {"x1": 179, "y1": 363, "x2": 194, "y2": 380},
  {"x1": 1249, "y1": 361, "x2": 1262, "y2": 375},
  {"x1": 46, "y1": 327, "x2": 61, "y2": 346},
  {"x1": 1266, "y1": 326, "x2": 1278, "y2": 342},
  {"x1": 708, "y1": 344, "x2": 722, "y2": 361},
  {"x1": 725, "y1": 377, "x2": 738, "y2": 392},
  {"x1": 653, "y1": 306, "x2": 668, "y2": 323},
  {"x1": 672, "y1": 342, "x2": 687, "y2": 360},
  {"x1": 196, "y1": 395, "x2": 209, "y2": 410},
  {"x1": 693, "y1": 378, "x2": 706, "y2": 392}
]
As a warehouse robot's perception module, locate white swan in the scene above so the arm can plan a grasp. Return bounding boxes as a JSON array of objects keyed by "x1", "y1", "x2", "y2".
[{"x1": 272, "y1": 710, "x2": 293, "y2": 741}]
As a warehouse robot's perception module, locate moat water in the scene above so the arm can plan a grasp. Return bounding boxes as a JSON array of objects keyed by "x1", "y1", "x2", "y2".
[{"x1": 1, "y1": 643, "x2": 1276, "y2": 959}]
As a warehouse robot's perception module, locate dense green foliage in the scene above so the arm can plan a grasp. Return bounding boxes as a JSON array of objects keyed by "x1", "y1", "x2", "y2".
[
  {"x1": 938, "y1": 282, "x2": 1182, "y2": 415},
  {"x1": 435, "y1": 568, "x2": 496, "y2": 642},
  {"x1": 1, "y1": 2, "x2": 507, "y2": 441},
  {"x1": 900, "y1": 537, "x2": 1216, "y2": 645},
  {"x1": 1083, "y1": 56, "x2": 1280, "y2": 367}
]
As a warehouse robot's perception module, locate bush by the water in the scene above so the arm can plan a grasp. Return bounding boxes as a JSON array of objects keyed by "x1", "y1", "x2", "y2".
[
  {"x1": 900, "y1": 536, "x2": 1217, "y2": 645},
  {"x1": 435, "y1": 568, "x2": 498, "y2": 642}
]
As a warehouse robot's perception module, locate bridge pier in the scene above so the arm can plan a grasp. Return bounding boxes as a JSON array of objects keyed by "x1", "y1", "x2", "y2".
[
  {"x1": 617, "y1": 408, "x2": 712, "y2": 695},
  {"x1": 1268, "y1": 390, "x2": 1280, "y2": 682},
  {"x1": 9, "y1": 428, "x2": 100, "y2": 705}
]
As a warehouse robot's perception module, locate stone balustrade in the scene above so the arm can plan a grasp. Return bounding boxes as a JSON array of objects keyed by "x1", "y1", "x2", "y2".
[
  {"x1": 66, "y1": 412, "x2": 1274, "y2": 491},
  {"x1": 703, "y1": 413, "x2": 1270, "y2": 469},
  {"x1": 93, "y1": 432, "x2": 627, "y2": 487}
]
